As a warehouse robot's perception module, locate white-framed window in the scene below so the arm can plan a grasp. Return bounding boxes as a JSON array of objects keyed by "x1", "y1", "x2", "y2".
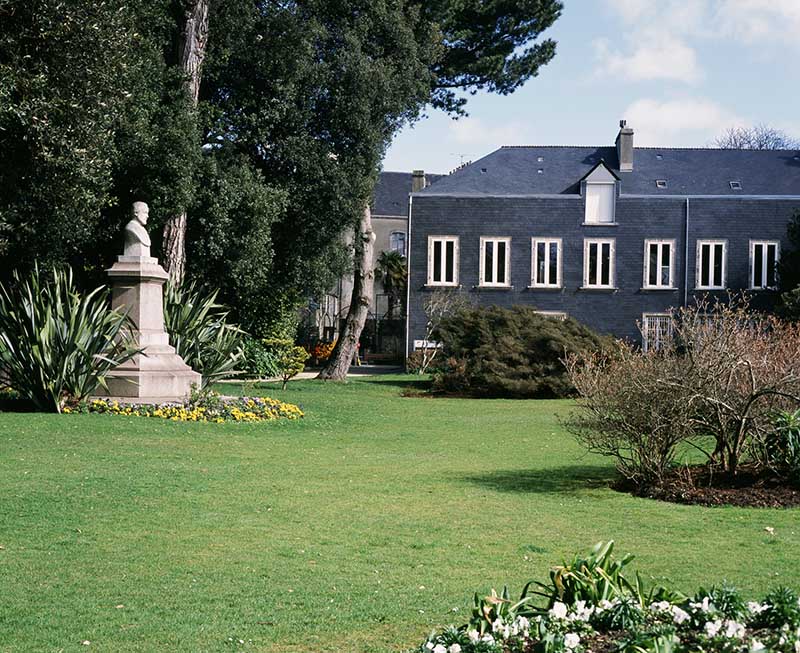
[
  {"x1": 583, "y1": 239, "x2": 615, "y2": 288},
  {"x1": 696, "y1": 240, "x2": 727, "y2": 290},
  {"x1": 479, "y1": 236, "x2": 511, "y2": 287},
  {"x1": 584, "y1": 183, "x2": 616, "y2": 224},
  {"x1": 530, "y1": 237, "x2": 562, "y2": 288},
  {"x1": 427, "y1": 236, "x2": 459, "y2": 286},
  {"x1": 389, "y1": 231, "x2": 406, "y2": 256},
  {"x1": 643, "y1": 239, "x2": 675, "y2": 289},
  {"x1": 641, "y1": 313, "x2": 673, "y2": 353},
  {"x1": 535, "y1": 310, "x2": 568, "y2": 321},
  {"x1": 749, "y1": 240, "x2": 780, "y2": 290}
]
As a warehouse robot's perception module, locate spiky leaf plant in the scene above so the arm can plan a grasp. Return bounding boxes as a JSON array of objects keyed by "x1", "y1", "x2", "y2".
[{"x1": 0, "y1": 266, "x2": 138, "y2": 412}]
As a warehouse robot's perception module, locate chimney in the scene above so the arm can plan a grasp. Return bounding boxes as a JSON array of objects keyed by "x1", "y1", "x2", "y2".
[
  {"x1": 411, "y1": 169, "x2": 426, "y2": 192},
  {"x1": 616, "y1": 120, "x2": 634, "y2": 172}
]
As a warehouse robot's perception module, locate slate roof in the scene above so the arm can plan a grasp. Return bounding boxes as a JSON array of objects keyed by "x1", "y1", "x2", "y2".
[
  {"x1": 373, "y1": 171, "x2": 445, "y2": 216},
  {"x1": 416, "y1": 146, "x2": 800, "y2": 197}
]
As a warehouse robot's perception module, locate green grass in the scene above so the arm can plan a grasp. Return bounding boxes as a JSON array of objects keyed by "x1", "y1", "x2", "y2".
[{"x1": 0, "y1": 376, "x2": 798, "y2": 652}]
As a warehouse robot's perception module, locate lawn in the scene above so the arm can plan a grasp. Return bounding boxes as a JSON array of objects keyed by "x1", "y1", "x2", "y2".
[{"x1": 0, "y1": 376, "x2": 798, "y2": 653}]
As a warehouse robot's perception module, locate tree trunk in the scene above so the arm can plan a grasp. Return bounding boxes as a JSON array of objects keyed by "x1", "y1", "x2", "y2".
[
  {"x1": 318, "y1": 205, "x2": 375, "y2": 381},
  {"x1": 161, "y1": 0, "x2": 209, "y2": 282}
]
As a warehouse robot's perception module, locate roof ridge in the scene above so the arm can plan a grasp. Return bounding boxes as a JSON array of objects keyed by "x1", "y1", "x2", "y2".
[{"x1": 500, "y1": 145, "x2": 800, "y2": 153}]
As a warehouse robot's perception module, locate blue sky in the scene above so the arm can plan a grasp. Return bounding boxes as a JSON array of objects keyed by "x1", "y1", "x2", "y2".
[{"x1": 384, "y1": 0, "x2": 800, "y2": 174}]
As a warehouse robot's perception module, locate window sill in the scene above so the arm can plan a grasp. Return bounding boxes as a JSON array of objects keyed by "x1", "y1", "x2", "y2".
[
  {"x1": 473, "y1": 284, "x2": 513, "y2": 290},
  {"x1": 579, "y1": 286, "x2": 618, "y2": 292},
  {"x1": 748, "y1": 287, "x2": 779, "y2": 292},
  {"x1": 582, "y1": 222, "x2": 619, "y2": 227},
  {"x1": 694, "y1": 287, "x2": 726, "y2": 291},
  {"x1": 526, "y1": 285, "x2": 563, "y2": 291},
  {"x1": 424, "y1": 283, "x2": 461, "y2": 289},
  {"x1": 640, "y1": 286, "x2": 678, "y2": 291}
]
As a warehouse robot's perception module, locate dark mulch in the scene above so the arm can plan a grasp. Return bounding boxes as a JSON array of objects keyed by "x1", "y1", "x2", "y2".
[{"x1": 616, "y1": 465, "x2": 800, "y2": 508}]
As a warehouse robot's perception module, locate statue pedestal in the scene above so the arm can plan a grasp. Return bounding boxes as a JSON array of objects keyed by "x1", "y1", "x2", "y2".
[{"x1": 95, "y1": 255, "x2": 201, "y2": 402}]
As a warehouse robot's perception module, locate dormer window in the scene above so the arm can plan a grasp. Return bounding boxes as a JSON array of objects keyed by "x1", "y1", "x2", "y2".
[
  {"x1": 582, "y1": 161, "x2": 619, "y2": 225},
  {"x1": 730, "y1": 181, "x2": 742, "y2": 190},
  {"x1": 537, "y1": 156, "x2": 544, "y2": 162},
  {"x1": 585, "y1": 183, "x2": 615, "y2": 223},
  {"x1": 537, "y1": 168, "x2": 544, "y2": 174},
  {"x1": 655, "y1": 179, "x2": 667, "y2": 189}
]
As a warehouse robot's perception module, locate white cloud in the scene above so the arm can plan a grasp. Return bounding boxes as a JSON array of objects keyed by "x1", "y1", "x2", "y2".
[
  {"x1": 622, "y1": 97, "x2": 745, "y2": 146},
  {"x1": 713, "y1": 0, "x2": 800, "y2": 45},
  {"x1": 596, "y1": 0, "x2": 800, "y2": 85},
  {"x1": 448, "y1": 117, "x2": 531, "y2": 148},
  {"x1": 594, "y1": 33, "x2": 702, "y2": 84}
]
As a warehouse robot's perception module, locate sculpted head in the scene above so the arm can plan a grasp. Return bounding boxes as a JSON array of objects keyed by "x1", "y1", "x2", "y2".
[{"x1": 132, "y1": 201, "x2": 149, "y2": 225}]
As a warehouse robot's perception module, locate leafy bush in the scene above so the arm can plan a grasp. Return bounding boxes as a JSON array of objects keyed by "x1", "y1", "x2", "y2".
[
  {"x1": 241, "y1": 336, "x2": 281, "y2": 378},
  {"x1": 413, "y1": 542, "x2": 800, "y2": 653},
  {"x1": 164, "y1": 280, "x2": 245, "y2": 389},
  {"x1": 0, "y1": 266, "x2": 138, "y2": 412},
  {"x1": 262, "y1": 338, "x2": 309, "y2": 390},
  {"x1": 433, "y1": 305, "x2": 610, "y2": 398}
]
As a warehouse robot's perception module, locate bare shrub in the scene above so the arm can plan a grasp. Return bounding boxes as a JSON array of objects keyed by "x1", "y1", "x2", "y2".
[
  {"x1": 564, "y1": 342, "x2": 695, "y2": 489},
  {"x1": 674, "y1": 297, "x2": 800, "y2": 475},
  {"x1": 566, "y1": 296, "x2": 800, "y2": 487}
]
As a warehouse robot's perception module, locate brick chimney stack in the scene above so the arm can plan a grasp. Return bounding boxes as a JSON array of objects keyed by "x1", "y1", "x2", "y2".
[
  {"x1": 411, "y1": 169, "x2": 426, "y2": 192},
  {"x1": 616, "y1": 120, "x2": 634, "y2": 172}
]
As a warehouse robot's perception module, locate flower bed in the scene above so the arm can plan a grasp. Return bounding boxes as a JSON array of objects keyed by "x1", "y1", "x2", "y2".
[
  {"x1": 413, "y1": 542, "x2": 800, "y2": 653},
  {"x1": 68, "y1": 393, "x2": 303, "y2": 423}
]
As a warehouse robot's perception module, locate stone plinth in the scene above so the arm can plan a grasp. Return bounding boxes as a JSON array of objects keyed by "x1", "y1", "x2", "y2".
[{"x1": 95, "y1": 255, "x2": 201, "y2": 401}]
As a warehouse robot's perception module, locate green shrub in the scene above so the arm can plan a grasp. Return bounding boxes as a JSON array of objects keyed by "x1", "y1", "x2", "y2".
[
  {"x1": 764, "y1": 410, "x2": 800, "y2": 483},
  {"x1": 241, "y1": 336, "x2": 281, "y2": 378},
  {"x1": 164, "y1": 280, "x2": 245, "y2": 389},
  {"x1": 0, "y1": 266, "x2": 138, "y2": 412},
  {"x1": 262, "y1": 338, "x2": 309, "y2": 390},
  {"x1": 432, "y1": 305, "x2": 610, "y2": 398}
]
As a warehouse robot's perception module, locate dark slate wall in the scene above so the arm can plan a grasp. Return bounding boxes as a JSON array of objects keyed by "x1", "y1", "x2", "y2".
[{"x1": 406, "y1": 195, "x2": 799, "y2": 353}]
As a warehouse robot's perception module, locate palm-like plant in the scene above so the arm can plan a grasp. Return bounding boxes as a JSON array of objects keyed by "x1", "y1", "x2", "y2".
[
  {"x1": 0, "y1": 266, "x2": 139, "y2": 412},
  {"x1": 164, "y1": 280, "x2": 245, "y2": 389},
  {"x1": 374, "y1": 250, "x2": 407, "y2": 319}
]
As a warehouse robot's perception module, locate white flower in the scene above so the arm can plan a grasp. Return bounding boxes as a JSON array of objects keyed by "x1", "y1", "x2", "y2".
[
  {"x1": 467, "y1": 630, "x2": 480, "y2": 644},
  {"x1": 691, "y1": 597, "x2": 712, "y2": 614},
  {"x1": 481, "y1": 634, "x2": 495, "y2": 644},
  {"x1": 705, "y1": 620, "x2": 722, "y2": 638},
  {"x1": 425, "y1": 643, "x2": 434, "y2": 651},
  {"x1": 448, "y1": 645, "x2": 461, "y2": 653},
  {"x1": 432, "y1": 645, "x2": 446, "y2": 653},
  {"x1": 550, "y1": 601, "x2": 568, "y2": 620},
  {"x1": 724, "y1": 620, "x2": 746, "y2": 639},
  {"x1": 794, "y1": 641, "x2": 800, "y2": 653},
  {"x1": 650, "y1": 601, "x2": 671, "y2": 612},
  {"x1": 564, "y1": 633, "x2": 580, "y2": 650},
  {"x1": 747, "y1": 602, "x2": 768, "y2": 615},
  {"x1": 671, "y1": 606, "x2": 690, "y2": 625},
  {"x1": 574, "y1": 600, "x2": 593, "y2": 622},
  {"x1": 491, "y1": 618, "x2": 504, "y2": 633},
  {"x1": 750, "y1": 640, "x2": 766, "y2": 652}
]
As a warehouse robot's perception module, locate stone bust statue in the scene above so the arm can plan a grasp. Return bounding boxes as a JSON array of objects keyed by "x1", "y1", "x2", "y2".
[{"x1": 124, "y1": 201, "x2": 152, "y2": 257}]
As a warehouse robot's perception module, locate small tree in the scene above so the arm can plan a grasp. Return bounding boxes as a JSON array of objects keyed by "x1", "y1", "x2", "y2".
[
  {"x1": 264, "y1": 338, "x2": 309, "y2": 390},
  {"x1": 374, "y1": 250, "x2": 407, "y2": 319},
  {"x1": 416, "y1": 290, "x2": 469, "y2": 374}
]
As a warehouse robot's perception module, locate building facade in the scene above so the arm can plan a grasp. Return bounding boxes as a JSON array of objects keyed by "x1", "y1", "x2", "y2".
[{"x1": 406, "y1": 122, "x2": 800, "y2": 355}]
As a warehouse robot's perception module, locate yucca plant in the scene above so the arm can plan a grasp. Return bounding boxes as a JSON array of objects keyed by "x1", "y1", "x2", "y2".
[
  {"x1": 163, "y1": 280, "x2": 245, "y2": 389},
  {"x1": 0, "y1": 266, "x2": 138, "y2": 412},
  {"x1": 528, "y1": 541, "x2": 638, "y2": 608}
]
